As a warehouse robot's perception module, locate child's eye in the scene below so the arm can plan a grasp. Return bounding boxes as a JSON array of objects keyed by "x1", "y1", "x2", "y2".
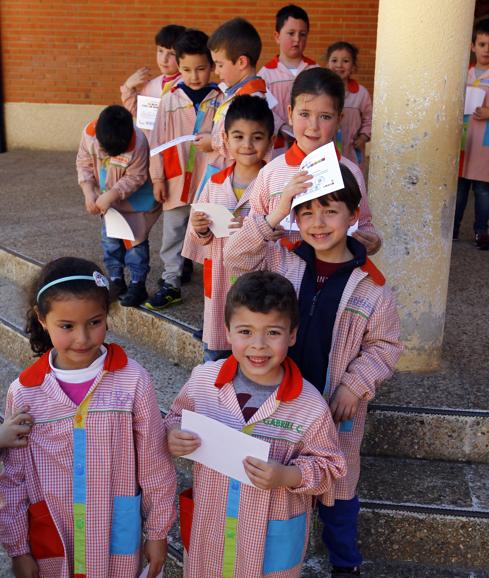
[
  {"x1": 238, "y1": 329, "x2": 251, "y2": 335},
  {"x1": 89, "y1": 319, "x2": 103, "y2": 327},
  {"x1": 320, "y1": 114, "x2": 333, "y2": 121},
  {"x1": 299, "y1": 111, "x2": 309, "y2": 118},
  {"x1": 59, "y1": 324, "x2": 73, "y2": 330},
  {"x1": 268, "y1": 330, "x2": 281, "y2": 336}
]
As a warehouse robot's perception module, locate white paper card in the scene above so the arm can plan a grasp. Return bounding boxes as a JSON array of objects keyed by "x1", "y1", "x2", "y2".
[
  {"x1": 464, "y1": 86, "x2": 485, "y2": 115},
  {"x1": 181, "y1": 409, "x2": 270, "y2": 486},
  {"x1": 138, "y1": 566, "x2": 163, "y2": 578},
  {"x1": 191, "y1": 202, "x2": 235, "y2": 238},
  {"x1": 265, "y1": 90, "x2": 278, "y2": 110},
  {"x1": 150, "y1": 135, "x2": 197, "y2": 157},
  {"x1": 136, "y1": 96, "x2": 161, "y2": 131},
  {"x1": 104, "y1": 208, "x2": 135, "y2": 241},
  {"x1": 280, "y1": 215, "x2": 359, "y2": 236}
]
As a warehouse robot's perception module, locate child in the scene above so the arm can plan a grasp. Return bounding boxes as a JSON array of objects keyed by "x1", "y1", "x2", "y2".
[
  {"x1": 165, "y1": 271, "x2": 346, "y2": 577},
  {"x1": 249, "y1": 67, "x2": 382, "y2": 256},
  {"x1": 0, "y1": 257, "x2": 176, "y2": 578},
  {"x1": 76, "y1": 104, "x2": 161, "y2": 307},
  {"x1": 454, "y1": 17, "x2": 489, "y2": 249},
  {"x1": 183, "y1": 95, "x2": 275, "y2": 362},
  {"x1": 224, "y1": 164, "x2": 403, "y2": 577},
  {"x1": 327, "y1": 42, "x2": 372, "y2": 173},
  {"x1": 146, "y1": 28, "x2": 221, "y2": 310},
  {"x1": 194, "y1": 17, "x2": 268, "y2": 166},
  {"x1": 121, "y1": 24, "x2": 186, "y2": 138},
  {"x1": 258, "y1": 4, "x2": 318, "y2": 147}
]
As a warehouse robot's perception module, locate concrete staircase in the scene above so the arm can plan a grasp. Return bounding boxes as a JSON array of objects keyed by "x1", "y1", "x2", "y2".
[{"x1": 1, "y1": 244, "x2": 488, "y2": 577}]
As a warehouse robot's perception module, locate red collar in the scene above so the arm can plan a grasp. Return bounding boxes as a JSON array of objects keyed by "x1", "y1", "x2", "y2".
[
  {"x1": 215, "y1": 355, "x2": 303, "y2": 402},
  {"x1": 211, "y1": 163, "x2": 236, "y2": 184},
  {"x1": 86, "y1": 120, "x2": 136, "y2": 153},
  {"x1": 361, "y1": 258, "x2": 385, "y2": 286},
  {"x1": 162, "y1": 72, "x2": 180, "y2": 86},
  {"x1": 86, "y1": 119, "x2": 97, "y2": 137},
  {"x1": 19, "y1": 343, "x2": 128, "y2": 387},
  {"x1": 236, "y1": 78, "x2": 267, "y2": 96},
  {"x1": 264, "y1": 55, "x2": 316, "y2": 69},
  {"x1": 347, "y1": 79, "x2": 360, "y2": 93},
  {"x1": 285, "y1": 142, "x2": 341, "y2": 166}
]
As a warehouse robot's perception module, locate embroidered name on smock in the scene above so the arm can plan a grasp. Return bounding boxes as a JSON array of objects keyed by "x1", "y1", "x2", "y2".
[{"x1": 262, "y1": 417, "x2": 304, "y2": 433}]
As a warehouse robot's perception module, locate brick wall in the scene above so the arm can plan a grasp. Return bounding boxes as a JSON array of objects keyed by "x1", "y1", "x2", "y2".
[{"x1": 1, "y1": 0, "x2": 379, "y2": 105}]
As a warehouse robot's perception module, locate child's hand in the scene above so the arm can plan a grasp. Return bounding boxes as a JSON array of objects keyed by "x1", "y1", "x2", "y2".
[
  {"x1": 167, "y1": 427, "x2": 200, "y2": 457},
  {"x1": 243, "y1": 457, "x2": 302, "y2": 490},
  {"x1": 473, "y1": 106, "x2": 489, "y2": 121},
  {"x1": 329, "y1": 384, "x2": 360, "y2": 424},
  {"x1": 153, "y1": 181, "x2": 168, "y2": 204},
  {"x1": 269, "y1": 225, "x2": 285, "y2": 242},
  {"x1": 194, "y1": 133, "x2": 213, "y2": 153},
  {"x1": 124, "y1": 67, "x2": 151, "y2": 90},
  {"x1": 353, "y1": 133, "x2": 368, "y2": 151},
  {"x1": 228, "y1": 215, "x2": 244, "y2": 233},
  {"x1": 352, "y1": 230, "x2": 381, "y2": 255},
  {"x1": 0, "y1": 407, "x2": 33, "y2": 449},
  {"x1": 95, "y1": 190, "x2": 119, "y2": 215},
  {"x1": 144, "y1": 538, "x2": 167, "y2": 578},
  {"x1": 191, "y1": 210, "x2": 212, "y2": 234},
  {"x1": 267, "y1": 171, "x2": 312, "y2": 228},
  {"x1": 83, "y1": 189, "x2": 99, "y2": 215},
  {"x1": 12, "y1": 554, "x2": 39, "y2": 578}
]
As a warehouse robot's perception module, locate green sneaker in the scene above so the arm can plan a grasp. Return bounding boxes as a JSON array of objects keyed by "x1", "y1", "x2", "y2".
[{"x1": 145, "y1": 283, "x2": 182, "y2": 310}]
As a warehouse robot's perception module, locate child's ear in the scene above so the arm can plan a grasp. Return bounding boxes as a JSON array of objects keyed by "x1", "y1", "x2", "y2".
[
  {"x1": 34, "y1": 306, "x2": 47, "y2": 331},
  {"x1": 225, "y1": 325, "x2": 232, "y2": 345},
  {"x1": 273, "y1": 30, "x2": 281, "y2": 46},
  {"x1": 350, "y1": 206, "x2": 361, "y2": 226},
  {"x1": 269, "y1": 134, "x2": 276, "y2": 150},
  {"x1": 223, "y1": 131, "x2": 229, "y2": 147},
  {"x1": 237, "y1": 55, "x2": 249, "y2": 70},
  {"x1": 287, "y1": 104, "x2": 293, "y2": 126},
  {"x1": 288, "y1": 326, "x2": 298, "y2": 348}
]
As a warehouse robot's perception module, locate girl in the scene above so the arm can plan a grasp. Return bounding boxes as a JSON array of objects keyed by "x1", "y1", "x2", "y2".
[
  {"x1": 326, "y1": 41, "x2": 373, "y2": 174},
  {"x1": 248, "y1": 67, "x2": 381, "y2": 255},
  {"x1": 0, "y1": 257, "x2": 176, "y2": 578}
]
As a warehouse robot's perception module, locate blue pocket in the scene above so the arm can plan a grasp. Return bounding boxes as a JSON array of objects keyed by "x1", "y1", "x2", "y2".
[
  {"x1": 263, "y1": 512, "x2": 306, "y2": 574},
  {"x1": 127, "y1": 180, "x2": 158, "y2": 211},
  {"x1": 340, "y1": 419, "x2": 354, "y2": 433},
  {"x1": 110, "y1": 493, "x2": 142, "y2": 555}
]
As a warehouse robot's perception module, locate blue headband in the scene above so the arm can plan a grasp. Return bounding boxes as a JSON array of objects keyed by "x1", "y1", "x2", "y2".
[{"x1": 36, "y1": 272, "x2": 110, "y2": 302}]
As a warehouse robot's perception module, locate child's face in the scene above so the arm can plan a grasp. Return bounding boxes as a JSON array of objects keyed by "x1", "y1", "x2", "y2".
[
  {"x1": 327, "y1": 49, "x2": 355, "y2": 82},
  {"x1": 224, "y1": 119, "x2": 273, "y2": 168},
  {"x1": 178, "y1": 53, "x2": 213, "y2": 90},
  {"x1": 472, "y1": 33, "x2": 489, "y2": 69},
  {"x1": 157, "y1": 45, "x2": 179, "y2": 76},
  {"x1": 274, "y1": 17, "x2": 308, "y2": 63},
  {"x1": 38, "y1": 297, "x2": 107, "y2": 370},
  {"x1": 211, "y1": 49, "x2": 247, "y2": 87},
  {"x1": 288, "y1": 93, "x2": 341, "y2": 155},
  {"x1": 225, "y1": 307, "x2": 297, "y2": 385},
  {"x1": 296, "y1": 198, "x2": 359, "y2": 262}
]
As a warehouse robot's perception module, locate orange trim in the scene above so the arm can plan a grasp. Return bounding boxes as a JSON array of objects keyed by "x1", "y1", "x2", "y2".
[
  {"x1": 274, "y1": 134, "x2": 286, "y2": 149},
  {"x1": 285, "y1": 142, "x2": 307, "y2": 166},
  {"x1": 123, "y1": 239, "x2": 134, "y2": 250},
  {"x1": 215, "y1": 355, "x2": 303, "y2": 401},
  {"x1": 203, "y1": 258, "x2": 212, "y2": 299},
  {"x1": 20, "y1": 343, "x2": 128, "y2": 387},
  {"x1": 179, "y1": 488, "x2": 194, "y2": 552},
  {"x1": 361, "y1": 258, "x2": 386, "y2": 286},
  {"x1": 280, "y1": 237, "x2": 301, "y2": 251},
  {"x1": 181, "y1": 171, "x2": 193, "y2": 203},
  {"x1": 303, "y1": 55, "x2": 316, "y2": 65},
  {"x1": 347, "y1": 78, "x2": 360, "y2": 94},
  {"x1": 211, "y1": 163, "x2": 235, "y2": 184},
  {"x1": 163, "y1": 145, "x2": 183, "y2": 180},
  {"x1": 264, "y1": 55, "x2": 280, "y2": 69},
  {"x1": 236, "y1": 78, "x2": 267, "y2": 96},
  {"x1": 28, "y1": 500, "x2": 65, "y2": 560},
  {"x1": 85, "y1": 120, "x2": 97, "y2": 137}
]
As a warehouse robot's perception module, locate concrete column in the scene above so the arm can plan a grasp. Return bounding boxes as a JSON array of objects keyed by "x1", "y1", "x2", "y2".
[{"x1": 368, "y1": 0, "x2": 475, "y2": 371}]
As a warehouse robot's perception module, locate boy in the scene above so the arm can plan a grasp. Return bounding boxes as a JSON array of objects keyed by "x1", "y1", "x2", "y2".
[
  {"x1": 183, "y1": 95, "x2": 276, "y2": 362},
  {"x1": 146, "y1": 29, "x2": 221, "y2": 309},
  {"x1": 259, "y1": 5, "x2": 318, "y2": 144},
  {"x1": 194, "y1": 17, "x2": 268, "y2": 165},
  {"x1": 76, "y1": 105, "x2": 160, "y2": 307},
  {"x1": 165, "y1": 271, "x2": 346, "y2": 577},
  {"x1": 224, "y1": 164, "x2": 402, "y2": 577},
  {"x1": 120, "y1": 24, "x2": 186, "y2": 139},
  {"x1": 454, "y1": 17, "x2": 489, "y2": 249}
]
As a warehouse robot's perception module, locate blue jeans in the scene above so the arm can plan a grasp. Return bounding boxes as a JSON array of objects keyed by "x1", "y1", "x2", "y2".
[
  {"x1": 318, "y1": 497, "x2": 362, "y2": 568},
  {"x1": 101, "y1": 223, "x2": 149, "y2": 283},
  {"x1": 454, "y1": 177, "x2": 489, "y2": 234}
]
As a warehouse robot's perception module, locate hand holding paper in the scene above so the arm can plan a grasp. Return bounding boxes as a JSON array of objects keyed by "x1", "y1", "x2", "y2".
[
  {"x1": 167, "y1": 427, "x2": 201, "y2": 457},
  {"x1": 191, "y1": 203, "x2": 235, "y2": 238}
]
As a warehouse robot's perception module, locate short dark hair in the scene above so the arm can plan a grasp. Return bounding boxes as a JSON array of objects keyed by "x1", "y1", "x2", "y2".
[
  {"x1": 175, "y1": 28, "x2": 212, "y2": 65},
  {"x1": 224, "y1": 95, "x2": 275, "y2": 138},
  {"x1": 326, "y1": 41, "x2": 359, "y2": 67},
  {"x1": 208, "y1": 18, "x2": 261, "y2": 67},
  {"x1": 95, "y1": 105, "x2": 134, "y2": 157},
  {"x1": 155, "y1": 24, "x2": 186, "y2": 48},
  {"x1": 473, "y1": 18, "x2": 489, "y2": 43},
  {"x1": 295, "y1": 164, "x2": 361, "y2": 216},
  {"x1": 225, "y1": 271, "x2": 299, "y2": 329},
  {"x1": 26, "y1": 257, "x2": 113, "y2": 355},
  {"x1": 291, "y1": 67, "x2": 345, "y2": 114},
  {"x1": 276, "y1": 4, "x2": 310, "y2": 32}
]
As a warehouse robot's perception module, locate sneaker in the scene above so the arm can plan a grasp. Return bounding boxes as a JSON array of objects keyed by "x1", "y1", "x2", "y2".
[
  {"x1": 110, "y1": 277, "x2": 127, "y2": 300},
  {"x1": 145, "y1": 283, "x2": 182, "y2": 310},
  {"x1": 181, "y1": 258, "x2": 194, "y2": 284},
  {"x1": 120, "y1": 281, "x2": 148, "y2": 308},
  {"x1": 475, "y1": 232, "x2": 489, "y2": 250},
  {"x1": 331, "y1": 566, "x2": 361, "y2": 577}
]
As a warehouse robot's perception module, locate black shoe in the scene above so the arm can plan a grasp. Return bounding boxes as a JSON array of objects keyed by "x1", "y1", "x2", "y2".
[
  {"x1": 110, "y1": 277, "x2": 127, "y2": 300},
  {"x1": 331, "y1": 567, "x2": 361, "y2": 577},
  {"x1": 145, "y1": 283, "x2": 182, "y2": 310},
  {"x1": 181, "y1": 258, "x2": 194, "y2": 284},
  {"x1": 475, "y1": 232, "x2": 489, "y2": 250},
  {"x1": 120, "y1": 281, "x2": 148, "y2": 307}
]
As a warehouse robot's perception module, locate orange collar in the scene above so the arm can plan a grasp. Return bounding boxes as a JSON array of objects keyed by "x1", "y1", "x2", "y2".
[
  {"x1": 19, "y1": 343, "x2": 128, "y2": 387},
  {"x1": 347, "y1": 78, "x2": 360, "y2": 93},
  {"x1": 211, "y1": 163, "x2": 236, "y2": 184},
  {"x1": 86, "y1": 120, "x2": 136, "y2": 153},
  {"x1": 215, "y1": 355, "x2": 303, "y2": 401},
  {"x1": 360, "y1": 258, "x2": 385, "y2": 286},
  {"x1": 236, "y1": 78, "x2": 267, "y2": 96},
  {"x1": 264, "y1": 55, "x2": 316, "y2": 69},
  {"x1": 285, "y1": 142, "x2": 341, "y2": 166}
]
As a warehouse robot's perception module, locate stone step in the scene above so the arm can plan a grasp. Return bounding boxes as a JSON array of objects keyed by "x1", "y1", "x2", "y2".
[{"x1": 2, "y1": 249, "x2": 488, "y2": 465}]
